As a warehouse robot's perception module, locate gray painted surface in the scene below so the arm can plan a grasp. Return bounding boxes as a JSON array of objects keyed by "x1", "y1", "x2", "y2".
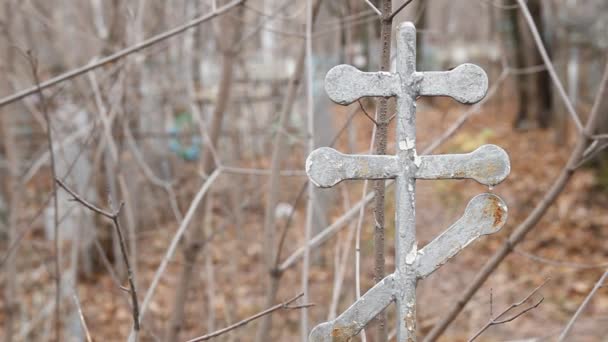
[{"x1": 306, "y1": 22, "x2": 510, "y2": 342}]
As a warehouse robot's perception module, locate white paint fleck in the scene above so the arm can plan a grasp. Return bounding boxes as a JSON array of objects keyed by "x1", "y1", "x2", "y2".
[
  {"x1": 405, "y1": 138, "x2": 415, "y2": 149},
  {"x1": 414, "y1": 153, "x2": 422, "y2": 167},
  {"x1": 405, "y1": 244, "x2": 418, "y2": 264},
  {"x1": 407, "y1": 183, "x2": 413, "y2": 192},
  {"x1": 399, "y1": 140, "x2": 407, "y2": 150}
]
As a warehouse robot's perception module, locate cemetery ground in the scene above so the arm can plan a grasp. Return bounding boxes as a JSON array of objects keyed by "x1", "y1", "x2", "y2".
[{"x1": 2, "y1": 96, "x2": 608, "y2": 341}]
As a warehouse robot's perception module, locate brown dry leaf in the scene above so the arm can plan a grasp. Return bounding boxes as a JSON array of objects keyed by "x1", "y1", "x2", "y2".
[
  {"x1": 572, "y1": 280, "x2": 591, "y2": 294},
  {"x1": 149, "y1": 300, "x2": 162, "y2": 314}
]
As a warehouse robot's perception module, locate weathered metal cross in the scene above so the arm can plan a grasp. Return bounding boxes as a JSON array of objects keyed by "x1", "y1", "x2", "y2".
[{"x1": 306, "y1": 22, "x2": 511, "y2": 342}]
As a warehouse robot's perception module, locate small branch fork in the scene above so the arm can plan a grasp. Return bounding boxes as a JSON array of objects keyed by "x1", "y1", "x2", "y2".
[
  {"x1": 55, "y1": 179, "x2": 141, "y2": 333},
  {"x1": 388, "y1": 0, "x2": 415, "y2": 21},
  {"x1": 186, "y1": 293, "x2": 313, "y2": 342},
  {"x1": 468, "y1": 279, "x2": 549, "y2": 342},
  {"x1": 364, "y1": 0, "x2": 415, "y2": 20},
  {"x1": 357, "y1": 100, "x2": 397, "y2": 126}
]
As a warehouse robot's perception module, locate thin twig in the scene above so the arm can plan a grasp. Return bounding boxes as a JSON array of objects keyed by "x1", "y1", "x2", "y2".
[
  {"x1": 56, "y1": 179, "x2": 141, "y2": 333},
  {"x1": 233, "y1": 0, "x2": 295, "y2": 51},
  {"x1": 477, "y1": 0, "x2": 521, "y2": 10},
  {"x1": 329, "y1": 106, "x2": 360, "y2": 147},
  {"x1": 71, "y1": 292, "x2": 93, "y2": 342},
  {"x1": 363, "y1": 0, "x2": 383, "y2": 17},
  {"x1": 388, "y1": 0, "x2": 415, "y2": 21},
  {"x1": 221, "y1": 166, "x2": 306, "y2": 177},
  {"x1": 0, "y1": 0, "x2": 243, "y2": 108},
  {"x1": 358, "y1": 100, "x2": 379, "y2": 125},
  {"x1": 558, "y1": 270, "x2": 608, "y2": 341},
  {"x1": 273, "y1": 105, "x2": 359, "y2": 270},
  {"x1": 24, "y1": 50, "x2": 62, "y2": 342},
  {"x1": 354, "y1": 82, "x2": 382, "y2": 342},
  {"x1": 123, "y1": 123, "x2": 184, "y2": 222},
  {"x1": 0, "y1": 123, "x2": 98, "y2": 270},
  {"x1": 328, "y1": 187, "x2": 357, "y2": 320},
  {"x1": 135, "y1": 168, "x2": 221, "y2": 329},
  {"x1": 186, "y1": 293, "x2": 313, "y2": 342},
  {"x1": 301, "y1": 0, "x2": 316, "y2": 337},
  {"x1": 574, "y1": 141, "x2": 608, "y2": 169},
  {"x1": 57, "y1": 180, "x2": 114, "y2": 218},
  {"x1": 274, "y1": 182, "x2": 308, "y2": 269},
  {"x1": 468, "y1": 279, "x2": 549, "y2": 341},
  {"x1": 515, "y1": 248, "x2": 608, "y2": 270}
]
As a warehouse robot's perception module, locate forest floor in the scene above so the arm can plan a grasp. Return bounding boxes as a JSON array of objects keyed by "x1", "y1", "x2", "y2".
[{"x1": 3, "y1": 94, "x2": 608, "y2": 342}]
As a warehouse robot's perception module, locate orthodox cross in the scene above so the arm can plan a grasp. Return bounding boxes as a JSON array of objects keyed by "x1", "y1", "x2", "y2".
[{"x1": 306, "y1": 22, "x2": 511, "y2": 342}]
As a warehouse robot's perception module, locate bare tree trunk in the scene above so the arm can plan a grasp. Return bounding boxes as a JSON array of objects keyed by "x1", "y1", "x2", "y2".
[
  {"x1": 509, "y1": 0, "x2": 552, "y2": 129},
  {"x1": 165, "y1": 6, "x2": 244, "y2": 342},
  {"x1": 1, "y1": 5, "x2": 20, "y2": 341},
  {"x1": 529, "y1": 0, "x2": 553, "y2": 128},
  {"x1": 372, "y1": 1, "x2": 393, "y2": 341},
  {"x1": 505, "y1": 0, "x2": 530, "y2": 129}
]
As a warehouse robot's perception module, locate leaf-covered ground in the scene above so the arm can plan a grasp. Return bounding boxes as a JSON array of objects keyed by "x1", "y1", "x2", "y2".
[{"x1": 3, "y1": 96, "x2": 608, "y2": 341}]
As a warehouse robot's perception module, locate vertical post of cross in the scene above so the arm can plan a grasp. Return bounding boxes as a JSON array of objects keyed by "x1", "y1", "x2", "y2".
[{"x1": 394, "y1": 22, "x2": 419, "y2": 341}]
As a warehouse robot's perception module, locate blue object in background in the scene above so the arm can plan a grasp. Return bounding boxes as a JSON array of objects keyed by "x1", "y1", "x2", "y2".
[{"x1": 168, "y1": 112, "x2": 202, "y2": 161}]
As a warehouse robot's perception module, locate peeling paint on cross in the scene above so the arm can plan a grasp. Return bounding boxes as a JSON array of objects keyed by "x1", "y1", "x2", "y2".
[{"x1": 306, "y1": 22, "x2": 511, "y2": 342}]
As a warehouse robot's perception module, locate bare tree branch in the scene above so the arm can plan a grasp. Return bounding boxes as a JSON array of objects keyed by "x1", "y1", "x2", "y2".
[
  {"x1": 131, "y1": 168, "x2": 221, "y2": 340},
  {"x1": 388, "y1": 0, "x2": 416, "y2": 21},
  {"x1": 558, "y1": 270, "x2": 608, "y2": 341},
  {"x1": 372, "y1": 1, "x2": 394, "y2": 338},
  {"x1": 301, "y1": 0, "x2": 317, "y2": 337},
  {"x1": 424, "y1": 60, "x2": 608, "y2": 342},
  {"x1": 363, "y1": 0, "x2": 383, "y2": 17},
  {"x1": 186, "y1": 293, "x2": 313, "y2": 342},
  {"x1": 255, "y1": 2, "x2": 323, "y2": 340},
  {"x1": 71, "y1": 292, "x2": 93, "y2": 342},
  {"x1": 516, "y1": 0, "x2": 583, "y2": 132},
  {"x1": 0, "y1": 0, "x2": 243, "y2": 108},
  {"x1": 515, "y1": 248, "x2": 608, "y2": 270},
  {"x1": 56, "y1": 179, "x2": 141, "y2": 336},
  {"x1": 23, "y1": 50, "x2": 62, "y2": 342},
  {"x1": 468, "y1": 279, "x2": 548, "y2": 342}
]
